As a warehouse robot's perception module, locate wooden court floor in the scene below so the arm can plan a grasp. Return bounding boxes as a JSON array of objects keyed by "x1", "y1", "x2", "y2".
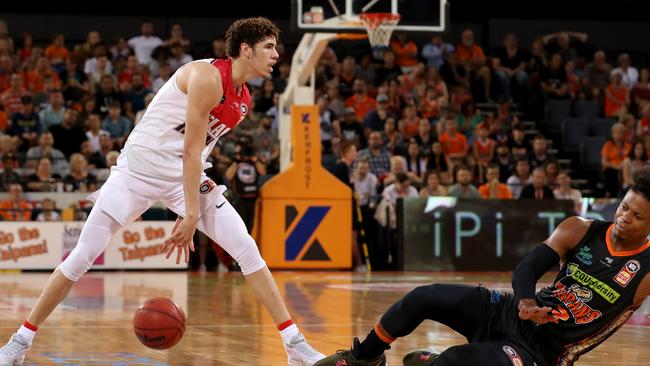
[{"x1": 1, "y1": 271, "x2": 649, "y2": 365}]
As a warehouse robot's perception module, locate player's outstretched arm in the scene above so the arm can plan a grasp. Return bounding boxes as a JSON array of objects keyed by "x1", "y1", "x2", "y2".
[
  {"x1": 512, "y1": 216, "x2": 591, "y2": 323},
  {"x1": 163, "y1": 63, "x2": 223, "y2": 264}
]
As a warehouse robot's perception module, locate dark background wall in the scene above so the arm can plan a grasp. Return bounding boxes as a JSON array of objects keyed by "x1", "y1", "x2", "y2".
[{"x1": 2, "y1": 0, "x2": 648, "y2": 63}]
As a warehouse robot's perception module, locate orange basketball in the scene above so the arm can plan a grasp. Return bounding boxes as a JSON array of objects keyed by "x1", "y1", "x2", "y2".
[{"x1": 133, "y1": 297, "x2": 186, "y2": 349}]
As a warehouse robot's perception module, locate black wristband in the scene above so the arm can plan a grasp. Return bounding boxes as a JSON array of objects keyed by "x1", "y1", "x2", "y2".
[{"x1": 512, "y1": 244, "x2": 560, "y2": 304}]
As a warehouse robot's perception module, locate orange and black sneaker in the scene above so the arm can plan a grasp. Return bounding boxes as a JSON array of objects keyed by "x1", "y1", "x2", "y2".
[
  {"x1": 402, "y1": 350, "x2": 440, "y2": 365},
  {"x1": 313, "y1": 338, "x2": 386, "y2": 366}
]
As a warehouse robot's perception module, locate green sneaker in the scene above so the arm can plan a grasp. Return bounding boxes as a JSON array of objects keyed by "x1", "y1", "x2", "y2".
[
  {"x1": 313, "y1": 338, "x2": 387, "y2": 366},
  {"x1": 402, "y1": 350, "x2": 440, "y2": 365}
]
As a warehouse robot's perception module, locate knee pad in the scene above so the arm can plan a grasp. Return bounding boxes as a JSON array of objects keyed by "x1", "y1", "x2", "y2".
[
  {"x1": 59, "y1": 223, "x2": 113, "y2": 281},
  {"x1": 234, "y1": 235, "x2": 266, "y2": 276}
]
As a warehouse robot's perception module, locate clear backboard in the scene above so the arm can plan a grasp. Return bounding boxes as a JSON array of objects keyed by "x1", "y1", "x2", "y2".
[{"x1": 293, "y1": 0, "x2": 448, "y2": 33}]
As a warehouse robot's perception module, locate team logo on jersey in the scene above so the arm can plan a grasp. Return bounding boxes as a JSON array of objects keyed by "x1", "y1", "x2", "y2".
[
  {"x1": 240, "y1": 104, "x2": 248, "y2": 115},
  {"x1": 551, "y1": 282, "x2": 602, "y2": 324},
  {"x1": 502, "y1": 346, "x2": 523, "y2": 366},
  {"x1": 199, "y1": 179, "x2": 216, "y2": 194},
  {"x1": 576, "y1": 246, "x2": 593, "y2": 265},
  {"x1": 614, "y1": 259, "x2": 640, "y2": 287}
]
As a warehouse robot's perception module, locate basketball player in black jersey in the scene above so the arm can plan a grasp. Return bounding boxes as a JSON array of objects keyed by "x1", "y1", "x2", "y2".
[{"x1": 315, "y1": 167, "x2": 650, "y2": 366}]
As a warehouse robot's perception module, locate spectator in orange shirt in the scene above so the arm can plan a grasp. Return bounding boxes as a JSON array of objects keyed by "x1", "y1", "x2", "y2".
[
  {"x1": 44, "y1": 33, "x2": 69, "y2": 73},
  {"x1": 398, "y1": 103, "x2": 420, "y2": 139},
  {"x1": 0, "y1": 183, "x2": 32, "y2": 221},
  {"x1": 24, "y1": 56, "x2": 60, "y2": 93},
  {"x1": 439, "y1": 118, "x2": 468, "y2": 167},
  {"x1": 1, "y1": 73, "x2": 28, "y2": 116},
  {"x1": 479, "y1": 164, "x2": 513, "y2": 199},
  {"x1": 346, "y1": 79, "x2": 376, "y2": 121},
  {"x1": 456, "y1": 29, "x2": 491, "y2": 102},
  {"x1": 604, "y1": 71, "x2": 629, "y2": 118},
  {"x1": 390, "y1": 33, "x2": 418, "y2": 73},
  {"x1": 601, "y1": 122, "x2": 632, "y2": 197}
]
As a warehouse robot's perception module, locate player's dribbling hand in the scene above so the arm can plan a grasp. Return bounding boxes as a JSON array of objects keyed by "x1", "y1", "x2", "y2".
[
  {"x1": 517, "y1": 298, "x2": 559, "y2": 324},
  {"x1": 162, "y1": 217, "x2": 197, "y2": 264}
]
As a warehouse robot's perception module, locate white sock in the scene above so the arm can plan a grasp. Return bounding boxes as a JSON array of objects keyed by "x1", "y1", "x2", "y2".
[
  {"x1": 280, "y1": 324, "x2": 300, "y2": 344},
  {"x1": 17, "y1": 325, "x2": 36, "y2": 343}
]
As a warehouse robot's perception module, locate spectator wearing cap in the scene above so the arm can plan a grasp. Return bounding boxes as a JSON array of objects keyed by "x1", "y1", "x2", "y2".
[
  {"x1": 337, "y1": 107, "x2": 365, "y2": 148},
  {"x1": 0, "y1": 154, "x2": 21, "y2": 192},
  {"x1": 345, "y1": 79, "x2": 376, "y2": 122},
  {"x1": 363, "y1": 93, "x2": 393, "y2": 135},
  {"x1": 26, "y1": 132, "x2": 69, "y2": 176},
  {"x1": 94, "y1": 75, "x2": 123, "y2": 117},
  {"x1": 49, "y1": 109, "x2": 88, "y2": 158},
  {"x1": 102, "y1": 101, "x2": 132, "y2": 147},
  {"x1": 10, "y1": 95, "x2": 41, "y2": 152},
  {"x1": 0, "y1": 183, "x2": 31, "y2": 220}
]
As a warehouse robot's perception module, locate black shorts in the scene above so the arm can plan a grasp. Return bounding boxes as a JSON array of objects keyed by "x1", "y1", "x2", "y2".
[{"x1": 471, "y1": 286, "x2": 549, "y2": 366}]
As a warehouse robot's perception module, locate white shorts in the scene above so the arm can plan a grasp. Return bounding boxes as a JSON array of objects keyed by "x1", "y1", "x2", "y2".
[{"x1": 87, "y1": 155, "x2": 265, "y2": 274}]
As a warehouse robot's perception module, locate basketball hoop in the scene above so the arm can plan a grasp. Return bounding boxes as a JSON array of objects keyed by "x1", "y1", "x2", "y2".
[{"x1": 359, "y1": 13, "x2": 401, "y2": 48}]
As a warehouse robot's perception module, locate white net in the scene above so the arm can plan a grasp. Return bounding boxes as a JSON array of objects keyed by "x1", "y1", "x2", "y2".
[{"x1": 359, "y1": 13, "x2": 401, "y2": 48}]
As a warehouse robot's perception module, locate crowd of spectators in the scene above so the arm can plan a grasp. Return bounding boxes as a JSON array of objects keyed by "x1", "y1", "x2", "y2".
[{"x1": 1, "y1": 17, "x2": 649, "y2": 267}]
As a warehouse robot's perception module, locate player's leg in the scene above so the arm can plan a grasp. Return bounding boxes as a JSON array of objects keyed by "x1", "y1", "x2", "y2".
[
  {"x1": 314, "y1": 284, "x2": 489, "y2": 366},
  {"x1": 0, "y1": 172, "x2": 155, "y2": 365},
  {"x1": 403, "y1": 342, "x2": 535, "y2": 366},
  {"x1": 192, "y1": 196, "x2": 325, "y2": 365}
]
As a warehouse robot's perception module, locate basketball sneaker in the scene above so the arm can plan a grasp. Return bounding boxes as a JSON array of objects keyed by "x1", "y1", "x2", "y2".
[
  {"x1": 402, "y1": 350, "x2": 440, "y2": 365},
  {"x1": 313, "y1": 337, "x2": 387, "y2": 366},
  {"x1": 0, "y1": 333, "x2": 31, "y2": 366},
  {"x1": 284, "y1": 332, "x2": 326, "y2": 366}
]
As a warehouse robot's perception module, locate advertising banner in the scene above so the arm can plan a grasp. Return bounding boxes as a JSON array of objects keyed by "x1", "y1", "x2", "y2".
[{"x1": 401, "y1": 197, "x2": 575, "y2": 271}]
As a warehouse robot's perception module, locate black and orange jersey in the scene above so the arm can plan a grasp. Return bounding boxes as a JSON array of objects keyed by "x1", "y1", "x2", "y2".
[{"x1": 535, "y1": 220, "x2": 650, "y2": 365}]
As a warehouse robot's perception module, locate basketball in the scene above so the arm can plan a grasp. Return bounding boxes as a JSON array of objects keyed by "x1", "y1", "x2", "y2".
[{"x1": 133, "y1": 297, "x2": 186, "y2": 349}]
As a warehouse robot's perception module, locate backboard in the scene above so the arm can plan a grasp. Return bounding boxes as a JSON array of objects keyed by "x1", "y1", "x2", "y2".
[{"x1": 293, "y1": 0, "x2": 448, "y2": 33}]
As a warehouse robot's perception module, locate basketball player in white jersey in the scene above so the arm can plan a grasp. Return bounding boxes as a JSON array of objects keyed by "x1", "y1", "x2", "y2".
[{"x1": 0, "y1": 17, "x2": 325, "y2": 366}]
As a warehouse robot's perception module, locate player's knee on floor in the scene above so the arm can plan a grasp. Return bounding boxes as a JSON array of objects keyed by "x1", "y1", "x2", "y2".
[
  {"x1": 59, "y1": 223, "x2": 113, "y2": 281},
  {"x1": 233, "y1": 235, "x2": 266, "y2": 275}
]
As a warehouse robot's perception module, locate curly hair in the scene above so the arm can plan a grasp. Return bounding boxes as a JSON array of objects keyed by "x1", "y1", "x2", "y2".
[
  {"x1": 631, "y1": 165, "x2": 650, "y2": 200},
  {"x1": 225, "y1": 17, "x2": 280, "y2": 58}
]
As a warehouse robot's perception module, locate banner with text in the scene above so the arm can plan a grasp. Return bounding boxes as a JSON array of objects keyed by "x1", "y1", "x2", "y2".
[
  {"x1": 401, "y1": 198, "x2": 575, "y2": 271},
  {"x1": 0, "y1": 221, "x2": 183, "y2": 270}
]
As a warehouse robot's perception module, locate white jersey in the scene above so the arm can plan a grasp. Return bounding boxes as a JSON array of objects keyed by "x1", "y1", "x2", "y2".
[{"x1": 122, "y1": 58, "x2": 250, "y2": 181}]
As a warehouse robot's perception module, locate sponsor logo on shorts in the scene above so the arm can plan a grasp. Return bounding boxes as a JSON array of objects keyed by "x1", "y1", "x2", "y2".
[
  {"x1": 502, "y1": 346, "x2": 523, "y2": 366},
  {"x1": 576, "y1": 246, "x2": 593, "y2": 265},
  {"x1": 199, "y1": 179, "x2": 216, "y2": 194},
  {"x1": 614, "y1": 259, "x2": 641, "y2": 287},
  {"x1": 551, "y1": 282, "x2": 602, "y2": 324},
  {"x1": 566, "y1": 263, "x2": 620, "y2": 303}
]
